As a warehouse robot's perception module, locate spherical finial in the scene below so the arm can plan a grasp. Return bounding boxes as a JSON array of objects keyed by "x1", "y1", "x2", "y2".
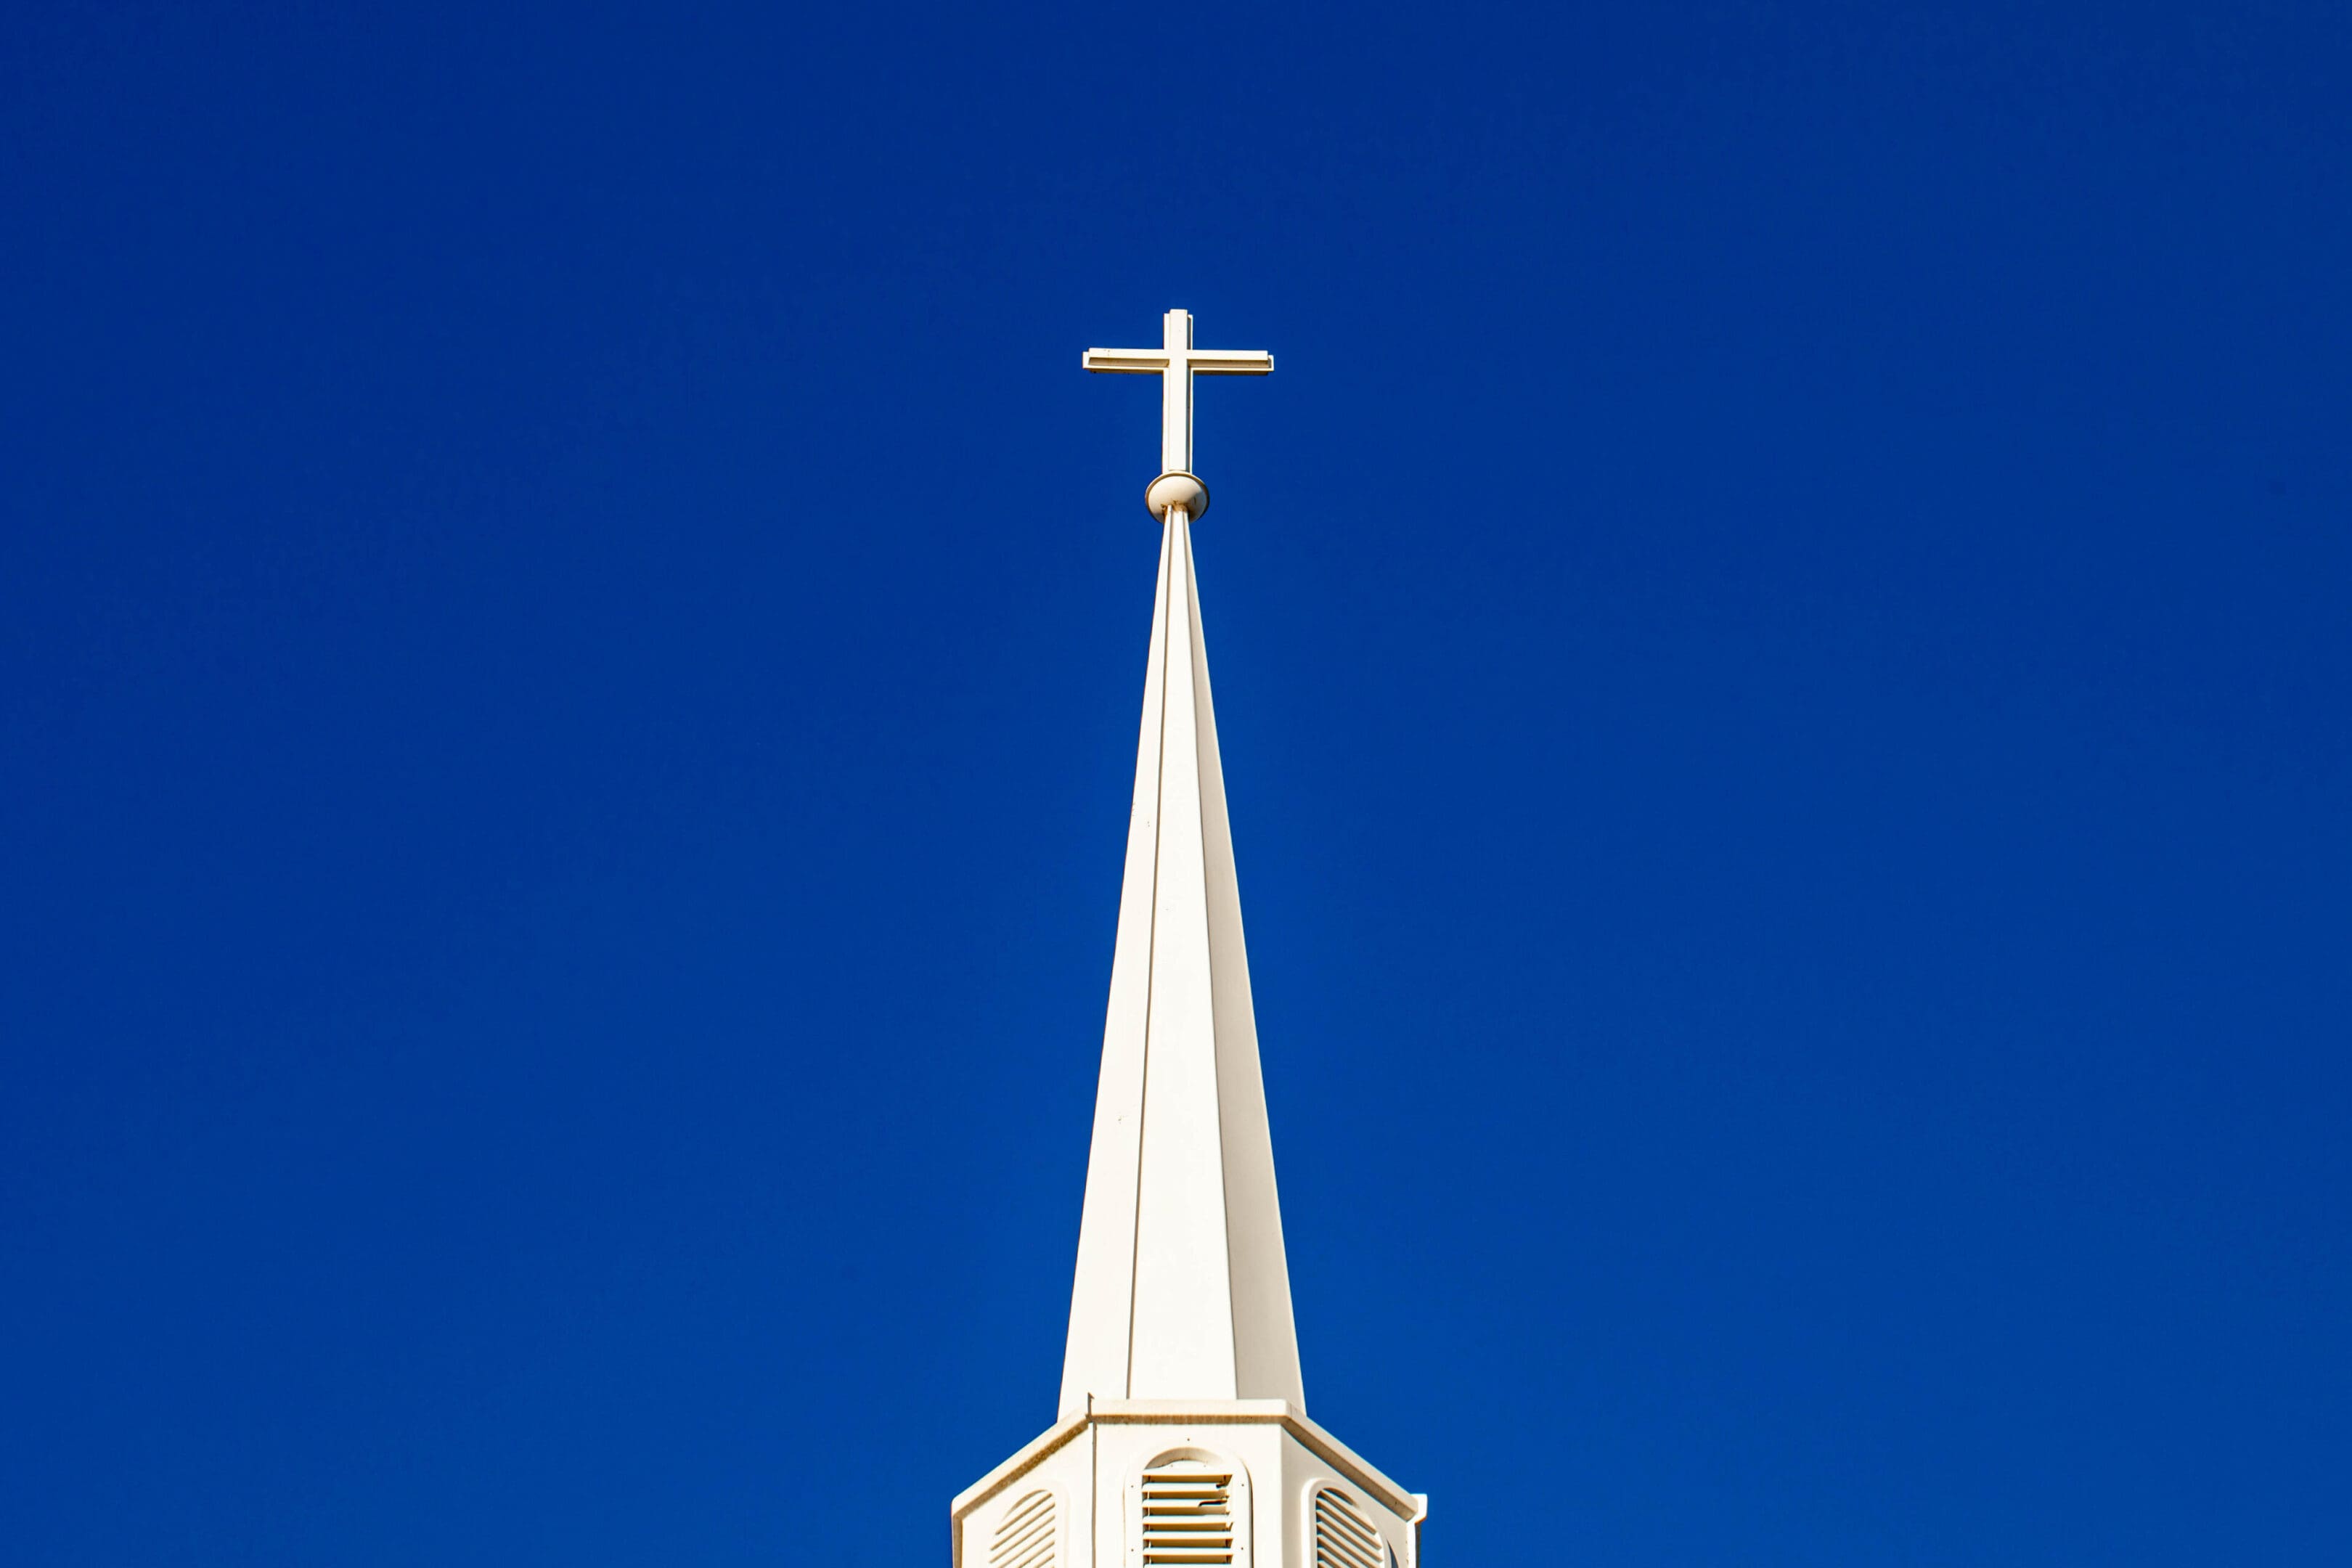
[{"x1": 1144, "y1": 470, "x2": 1210, "y2": 522}]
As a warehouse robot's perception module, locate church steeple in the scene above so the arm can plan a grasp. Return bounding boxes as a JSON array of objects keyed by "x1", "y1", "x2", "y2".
[
  {"x1": 952, "y1": 311, "x2": 1424, "y2": 1568},
  {"x1": 1059, "y1": 505, "x2": 1304, "y2": 1416}
]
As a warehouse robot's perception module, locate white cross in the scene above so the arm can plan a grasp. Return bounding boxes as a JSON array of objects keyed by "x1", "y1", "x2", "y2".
[{"x1": 1083, "y1": 309, "x2": 1273, "y2": 478}]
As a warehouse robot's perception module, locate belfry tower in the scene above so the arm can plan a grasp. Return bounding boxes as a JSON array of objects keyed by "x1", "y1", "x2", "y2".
[{"x1": 951, "y1": 313, "x2": 1428, "y2": 1568}]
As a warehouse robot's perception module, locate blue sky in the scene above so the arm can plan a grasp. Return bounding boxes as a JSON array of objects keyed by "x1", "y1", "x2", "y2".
[{"x1": 2, "y1": 4, "x2": 2345, "y2": 1564}]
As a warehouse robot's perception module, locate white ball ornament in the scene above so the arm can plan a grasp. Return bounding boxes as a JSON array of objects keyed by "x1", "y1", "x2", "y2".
[{"x1": 1144, "y1": 470, "x2": 1211, "y2": 521}]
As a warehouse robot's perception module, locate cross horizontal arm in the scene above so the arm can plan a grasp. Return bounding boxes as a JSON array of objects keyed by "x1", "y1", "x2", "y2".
[
  {"x1": 1185, "y1": 350, "x2": 1275, "y2": 375},
  {"x1": 1083, "y1": 349, "x2": 1171, "y2": 373},
  {"x1": 1082, "y1": 348, "x2": 1274, "y2": 375}
]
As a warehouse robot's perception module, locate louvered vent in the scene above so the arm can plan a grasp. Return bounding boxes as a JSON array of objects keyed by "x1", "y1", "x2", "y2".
[
  {"x1": 1312, "y1": 1487, "x2": 1386, "y2": 1568},
  {"x1": 991, "y1": 1489, "x2": 1057, "y2": 1568},
  {"x1": 1138, "y1": 1458, "x2": 1236, "y2": 1565}
]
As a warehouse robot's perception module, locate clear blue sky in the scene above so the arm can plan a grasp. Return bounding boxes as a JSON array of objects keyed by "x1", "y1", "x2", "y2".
[{"x1": 3, "y1": 4, "x2": 2345, "y2": 1564}]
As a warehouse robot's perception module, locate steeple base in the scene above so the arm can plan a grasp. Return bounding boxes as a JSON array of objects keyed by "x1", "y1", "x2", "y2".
[{"x1": 953, "y1": 1403, "x2": 1425, "y2": 1568}]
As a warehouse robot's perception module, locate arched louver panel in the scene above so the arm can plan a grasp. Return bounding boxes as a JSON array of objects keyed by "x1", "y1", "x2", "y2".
[
  {"x1": 1132, "y1": 1451, "x2": 1250, "y2": 1567},
  {"x1": 1311, "y1": 1485, "x2": 1388, "y2": 1568},
  {"x1": 992, "y1": 1488, "x2": 1058, "y2": 1568}
]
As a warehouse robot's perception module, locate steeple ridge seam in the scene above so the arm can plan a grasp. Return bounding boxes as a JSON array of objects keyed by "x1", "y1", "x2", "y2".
[{"x1": 1121, "y1": 515, "x2": 1176, "y2": 1400}]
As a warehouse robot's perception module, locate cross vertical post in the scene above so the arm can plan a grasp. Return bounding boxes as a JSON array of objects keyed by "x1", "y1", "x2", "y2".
[{"x1": 1161, "y1": 308, "x2": 1193, "y2": 477}]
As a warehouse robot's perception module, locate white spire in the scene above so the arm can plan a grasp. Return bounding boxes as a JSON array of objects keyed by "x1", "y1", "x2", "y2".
[
  {"x1": 945, "y1": 314, "x2": 1420, "y2": 1568},
  {"x1": 952, "y1": 315, "x2": 1426, "y2": 1568},
  {"x1": 1058, "y1": 507, "x2": 1304, "y2": 1418}
]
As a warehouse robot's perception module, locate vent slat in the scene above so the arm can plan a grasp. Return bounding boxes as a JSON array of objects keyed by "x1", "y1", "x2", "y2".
[
  {"x1": 1140, "y1": 1458, "x2": 1238, "y2": 1567},
  {"x1": 1004, "y1": 1540, "x2": 1055, "y2": 1568},
  {"x1": 995, "y1": 1530, "x2": 1052, "y2": 1565},
  {"x1": 1318, "y1": 1518, "x2": 1382, "y2": 1554},
  {"x1": 997, "y1": 1516, "x2": 1054, "y2": 1552},
  {"x1": 1317, "y1": 1532, "x2": 1383, "y2": 1561},
  {"x1": 1312, "y1": 1487, "x2": 1385, "y2": 1568},
  {"x1": 1000, "y1": 1524, "x2": 1056, "y2": 1562},
  {"x1": 998, "y1": 1536, "x2": 1052, "y2": 1566},
  {"x1": 997, "y1": 1511, "x2": 1049, "y2": 1543},
  {"x1": 991, "y1": 1490, "x2": 1056, "y2": 1568}
]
